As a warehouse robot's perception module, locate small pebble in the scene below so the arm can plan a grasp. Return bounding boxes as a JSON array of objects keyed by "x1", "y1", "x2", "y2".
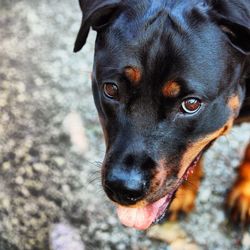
[
  {"x1": 50, "y1": 223, "x2": 85, "y2": 250},
  {"x1": 242, "y1": 233, "x2": 250, "y2": 249}
]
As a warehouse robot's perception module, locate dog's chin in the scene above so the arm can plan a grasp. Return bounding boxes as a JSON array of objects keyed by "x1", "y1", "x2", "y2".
[{"x1": 116, "y1": 153, "x2": 202, "y2": 230}]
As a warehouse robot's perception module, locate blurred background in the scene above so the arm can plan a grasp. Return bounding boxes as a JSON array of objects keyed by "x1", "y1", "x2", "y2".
[{"x1": 0, "y1": 1, "x2": 250, "y2": 249}]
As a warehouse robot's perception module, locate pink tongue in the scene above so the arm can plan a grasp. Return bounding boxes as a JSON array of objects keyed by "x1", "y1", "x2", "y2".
[{"x1": 116, "y1": 196, "x2": 167, "y2": 230}]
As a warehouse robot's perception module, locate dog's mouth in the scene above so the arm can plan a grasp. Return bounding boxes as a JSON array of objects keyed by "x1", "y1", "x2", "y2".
[{"x1": 116, "y1": 153, "x2": 202, "y2": 230}]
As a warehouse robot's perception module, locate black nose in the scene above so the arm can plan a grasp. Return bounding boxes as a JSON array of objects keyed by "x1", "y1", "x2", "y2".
[{"x1": 104, "y1": 167, "x2": 149, "y2": 206}]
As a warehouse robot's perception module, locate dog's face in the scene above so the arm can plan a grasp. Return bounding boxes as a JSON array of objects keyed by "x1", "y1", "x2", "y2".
[{"x1": 75, "y1": 0, "x2": 250, "y2": 230}]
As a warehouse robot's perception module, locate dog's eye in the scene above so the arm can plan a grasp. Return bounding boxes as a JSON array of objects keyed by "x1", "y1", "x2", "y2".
[
  {"x1": 103, "y1": 83, "x2": 119, "y2": 99},
  {"x1": 181, "y1": 98, "x2": 201, "y2": 114}
]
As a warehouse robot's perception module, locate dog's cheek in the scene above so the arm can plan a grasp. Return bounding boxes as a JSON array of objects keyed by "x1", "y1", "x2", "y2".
[
  {"x1": 178, "y1": 121, "x2": 233, "y2": 179},
  {"x1": 92, "y1": 82, "x2": 112, "y2": 146},
  {"x1": 151, "y1": 160, "x2": 167, "y2": 190},
  {"x1": 146, "y1": 160, "x2": 174, "y2": 202},
  {"x1": 177, "y1": 95, "x2": 241, "y2": 178},
  {"x1": 98, "y1": 116, "x2": 109, "y2": 146}
]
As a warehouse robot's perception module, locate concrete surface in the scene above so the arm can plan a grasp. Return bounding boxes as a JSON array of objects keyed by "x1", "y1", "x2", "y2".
[{"x1": 0, "y1": 1, "x2": 250, "y2": 249}]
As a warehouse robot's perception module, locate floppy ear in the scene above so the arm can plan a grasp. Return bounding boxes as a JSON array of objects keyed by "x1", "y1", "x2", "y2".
[
  {"x1": 207, "y1": 0, "x2": 250, "y2": 54},
  {"x1": 74, "y1": 0, "x2": 122, "y2": 53},
  {"x1": 216, "y1": 16, "x2": 250, "y2": 55}
]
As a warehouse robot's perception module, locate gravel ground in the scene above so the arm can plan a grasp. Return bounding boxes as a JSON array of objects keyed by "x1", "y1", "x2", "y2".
[{"x1": 0, "y1": 1, "x2": 250, "y2": 250}]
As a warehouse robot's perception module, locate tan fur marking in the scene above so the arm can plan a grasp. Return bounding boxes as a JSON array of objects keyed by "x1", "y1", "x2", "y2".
[
  {"x1": 237, "y1": 144, "x2": 250, "y2": 180},
  {"x1": 238, "y1": 162, "x2": 250, "y2": 180},
  {"x1": 162, "y1": 81, "x2": 181, "y2": 98},
  {"x1": 124, "y1": 67, "x2": 141, "y2": 85},
  {"x1": 228, "y1": 95, "x2": 240, "y2": 113},
  {"x1": 221, "y1": 118, "x2": 234, "y2": 136},
  {"x1": 169, "y1": 160, "x2": 203, "y2": 220},
  {"x1": 178, "y1": 118, "x2": 234, "y2": 179},
  {"x1": 226, "y1": 143, "x2": 250, "y2": 222},
  {"x1": 226, "y1": 178, "x2": 250, "y2": 222},
  {"x1": 150, "y1": 159, "x2": 168, "y2": 191}
]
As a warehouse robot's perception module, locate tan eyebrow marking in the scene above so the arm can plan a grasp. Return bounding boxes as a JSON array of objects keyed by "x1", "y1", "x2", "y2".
[
  {"x1": 162, "y1": 81, "x2": 181, "y2": 98},
  {"x1": 124, "y1": 67, "x2": 142, "y2": 86}
]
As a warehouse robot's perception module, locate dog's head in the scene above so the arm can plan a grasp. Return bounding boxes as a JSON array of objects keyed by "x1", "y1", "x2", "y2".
[{"x1": 75, "y1": 0, "x2": 250, "y2": 230}]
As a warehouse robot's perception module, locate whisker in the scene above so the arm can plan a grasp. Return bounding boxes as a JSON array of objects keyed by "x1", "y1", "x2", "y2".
[
  {"x1": 88, "y1": 176, "x2": 101, "y2": 185},
  {"x1": 84, "y1": 159, "x2": 102, "y2": 169},
  {"x1": 87, "y1": 168, "x2": 101, "y2": 180},
  {"x1": 89, "y1": 169, "x2": 101, "y2": 175},
  {"x1": 96, "y1": 186, "x2": 106, "y2": 195}
]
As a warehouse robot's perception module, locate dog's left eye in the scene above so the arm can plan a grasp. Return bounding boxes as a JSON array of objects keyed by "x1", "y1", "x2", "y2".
[
  {"x1": 103, "y1": 83, "x2": 119, "y2": 99},
  {"x1": 181, "y1": 98, "x2": 201, "y2": 114}
]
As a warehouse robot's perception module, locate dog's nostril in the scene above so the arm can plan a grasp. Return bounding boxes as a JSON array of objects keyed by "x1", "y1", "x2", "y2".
[{"x1": 123, "y1": 154, "x2": 135, "y2": 166}]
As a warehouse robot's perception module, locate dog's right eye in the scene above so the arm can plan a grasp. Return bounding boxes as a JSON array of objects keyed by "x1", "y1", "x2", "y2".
[
  {"x1": 103, "y1": 83, "x2": 119, "y2": 99},
  {"x1": 181, "y1": 98, "x2": 201, "y2": 114}
]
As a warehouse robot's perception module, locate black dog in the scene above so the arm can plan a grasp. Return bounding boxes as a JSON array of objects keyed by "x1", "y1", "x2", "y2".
[{"x1": 74, "y1": 0, "x2": 250, "y2": 230}]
